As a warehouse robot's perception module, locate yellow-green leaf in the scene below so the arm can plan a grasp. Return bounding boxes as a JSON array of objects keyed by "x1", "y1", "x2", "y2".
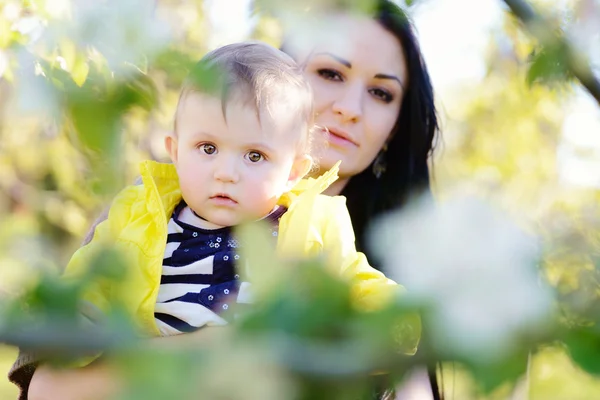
[
  {"x1": 58, "y1": 38, "x2": 77, "y2": 72},
  {"x1": 71, "y1": 57, "x2": 89, "y2": 87}
]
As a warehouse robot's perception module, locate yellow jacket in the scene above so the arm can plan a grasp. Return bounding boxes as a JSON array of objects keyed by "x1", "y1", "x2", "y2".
[{"x1": 64, "y1": 160, "x2": 407, "y2": 339}]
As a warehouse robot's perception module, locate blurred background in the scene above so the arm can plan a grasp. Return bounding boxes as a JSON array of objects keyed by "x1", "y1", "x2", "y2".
[{"x1": 1, "y1": 0, "x2": 600, "y2": 398}]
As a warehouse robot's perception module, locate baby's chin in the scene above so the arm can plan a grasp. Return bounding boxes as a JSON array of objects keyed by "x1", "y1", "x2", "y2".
[
  {"x1": 190, "y1": 201, "x2": 276, "y2": 228},
  {"x1": 205, "y1": 212, "x2": 266, "y2": 228}
]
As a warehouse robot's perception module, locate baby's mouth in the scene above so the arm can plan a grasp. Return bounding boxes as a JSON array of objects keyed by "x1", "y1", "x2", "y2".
[{"x1": 210, "y1": 194, "x2": 238, "y2": 204}]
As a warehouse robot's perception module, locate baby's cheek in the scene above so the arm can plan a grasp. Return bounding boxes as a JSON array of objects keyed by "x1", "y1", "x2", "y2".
[{"x1": 244, "y1": 182, "x2": 279, "y2": 214}]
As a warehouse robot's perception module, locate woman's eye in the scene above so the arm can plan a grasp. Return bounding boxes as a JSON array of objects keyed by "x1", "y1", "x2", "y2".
[
  {"x1": 246, "y1": 151, "x2": 264, "y2": 163},
  {"x1": 317, "y1": 68, "x2": 343, "y2": 82},
  {"x1": 200, "y1": 144, "x2": 216, "y2": 154},
  {"x1": 370, "y1": 88, "x2": 393, "y2": 103}
]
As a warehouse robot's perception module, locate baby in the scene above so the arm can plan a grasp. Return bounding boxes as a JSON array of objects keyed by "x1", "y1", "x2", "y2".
[{"x1": 64, "y1": 42, "x2": 399, "y2": 338}]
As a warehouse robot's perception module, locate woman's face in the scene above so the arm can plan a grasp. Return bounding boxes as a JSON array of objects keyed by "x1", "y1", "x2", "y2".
[{"x1": 290, "y1": 15, "x2": 407, "y2": 181}]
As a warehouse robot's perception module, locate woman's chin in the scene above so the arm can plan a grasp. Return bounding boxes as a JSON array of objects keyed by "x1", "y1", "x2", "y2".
[
  {"x1": 320, "y1": 150, "x2": 347, "y2": 171},
  {"x1": 321, "y1": 151, "x2": 361, "y2": 176}
]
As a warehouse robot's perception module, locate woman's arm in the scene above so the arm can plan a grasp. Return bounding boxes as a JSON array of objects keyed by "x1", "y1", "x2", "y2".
[
  {"x1": 29, "y1": 360, "x2": 121, "y2": 400},
  {"x1": 28, "y1": 326, "x2": 230, "y2": 400}
]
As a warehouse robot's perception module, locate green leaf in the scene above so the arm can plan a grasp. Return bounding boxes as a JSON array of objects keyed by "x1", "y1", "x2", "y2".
[
  {"x1": 526, "y1": 42, "x2": 572, "y2": 86},
  {"x1": 117, "y1": 70, "x2": 158, "y2": 112},
  {"x1": 564, "y1": 325, "x2": 600, "y2": 375},
  {"x1": 71, "y1": 57, "x2": 90, "y2": 87},
  {"x1": 117, "y1": 349, "x2": 200, "y2": 400},
  {"x1": 152, "y1": 48, "x2": 197, "y2": 87},
  {"x1": 83, "y1": 246, "x2": 128, "y2": 283},
  {"x1": 468, "y1": 349, "x2": 530, "y2": 394}
]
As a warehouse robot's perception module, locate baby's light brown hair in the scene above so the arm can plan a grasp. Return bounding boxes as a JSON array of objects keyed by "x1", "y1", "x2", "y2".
[{"x1": 174, "y1": 42, "x2": 316, "y2": 154}]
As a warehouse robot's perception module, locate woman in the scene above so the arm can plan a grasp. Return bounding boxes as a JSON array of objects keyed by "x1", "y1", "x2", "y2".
[
  {"x1": 10, "y1": 1, "x2": 439, "y2": 399},
  {"x1": 283, "y1": 0, "x2": 437, "y2": 261},
  {"x1": 282, "y1": 3, "x2": 439, "y2": 399}
]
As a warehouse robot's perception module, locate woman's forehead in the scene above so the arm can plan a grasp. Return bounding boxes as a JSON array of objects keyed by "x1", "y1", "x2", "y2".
[{"x1": 287, "y1": 14, "x2": 407, "y2": 78}]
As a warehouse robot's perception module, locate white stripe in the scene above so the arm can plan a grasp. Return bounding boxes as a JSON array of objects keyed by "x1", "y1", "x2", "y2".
[
  {"x1": 163, "y1": 241, "x2": 181, "y2": 259},
  {"x1": 161, "y1": 256, "x2": 214, "y2": 275},
  {"x1": 167, "y1": 218, "x2": 184, "y2": 234},
  {"x1": 155, "y1": 318, "x2": 183, "y2": 336},
  {"x1": 154, "y1": 301, "x2": 227, "y2": 328},
  {"x1": 156, "y1": 283, "x2": 210, "y2": 303},
  {"x1": 178, "y1": 206, "x2": 223, "y2": 230},
  {"x1": 236, "y1": 282, "x2": 254, "y2": 304}
]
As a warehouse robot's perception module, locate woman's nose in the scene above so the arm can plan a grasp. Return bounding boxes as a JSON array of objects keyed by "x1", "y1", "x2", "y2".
[{"x1": 332, "y1": 83, "x2": 363, "y2": 123}]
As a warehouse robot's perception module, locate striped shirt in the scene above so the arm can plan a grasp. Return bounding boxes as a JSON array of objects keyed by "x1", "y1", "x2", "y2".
[{"x1": 154, "y1": 201, "x2": 286, "y2": 336}]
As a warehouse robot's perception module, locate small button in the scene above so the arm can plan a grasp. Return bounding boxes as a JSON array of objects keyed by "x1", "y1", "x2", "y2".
[
  {"x1": 223, "y1": 255, "x2": 229, "y2": 261},
  {"x1": 192, "y1": 232, "x2": 198, "y2": 237},
  {"x1": 208, "y1": 295, "x2": 214, "y2": 301},
  {"x1": 234, "y1": 254, "x2": 240, "y2": 260},
  {"x1": 272, "y1": 231, "x2": 278, "y2": 236},
  {"x1": 216, "y1": 237, "x2": 222, "y2": 242},
  {"x1": 215, "y1": 243, "x2": 220, "y2": 248},
  {"x1": 224, "y1": 289, "x2": 230, "y2": 294},
  {"x1": 222, "y1": 304, "x2": 229, "y2": 310},
  {"x1": 209, "y1": 243, "x2": 214, "y2": 248},
  {"x1": 234, "y1": 274, "x2": 239, "y2": 279}
]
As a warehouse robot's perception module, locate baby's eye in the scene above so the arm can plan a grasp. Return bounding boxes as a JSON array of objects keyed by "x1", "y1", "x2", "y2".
[
  {"x1": 246, "y1": 151, "x2": 264, "y2": 163},
  {"x1": 200, "y1": 144, "x2": 216, "y2": 155}
]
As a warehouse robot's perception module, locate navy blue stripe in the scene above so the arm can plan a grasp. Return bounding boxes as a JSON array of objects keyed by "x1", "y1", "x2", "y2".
[
  {"x1": 160, "y1": 274, "x2": 212, "y2": 285},
  {"x1": 154, "y1": 312, "x2": 197, "y2": 333},
  {"x1": 163, "y1": 257, "x2": 207, "y2": 268},
  {"x1": 167, "y1": 233, "x2": 183, "y2": 242}
]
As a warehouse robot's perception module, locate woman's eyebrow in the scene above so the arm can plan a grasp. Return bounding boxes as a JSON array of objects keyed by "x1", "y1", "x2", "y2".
[
  {"x1": 313, "y1": 52, "x2": 352, "y2": 68},
  {"x1": 374, "y1": 73, "x2": 404, "y2": 88},
  {"x1": 312, "y1": 52, "x2": 404, "y2": 87}
]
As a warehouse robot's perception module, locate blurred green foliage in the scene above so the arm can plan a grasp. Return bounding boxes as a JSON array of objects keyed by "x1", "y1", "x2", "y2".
[{"x1": 0, "y1": 0, "x2": 600, "y2": 399}]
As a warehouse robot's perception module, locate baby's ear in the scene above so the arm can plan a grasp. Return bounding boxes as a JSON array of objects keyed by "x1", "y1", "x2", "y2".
[
  {"x1": 164, "y1": 133, "x2": 179, "y2": 164},
  {"x1": 287, "y1": 154, "x2": 313, "y2": 189}
]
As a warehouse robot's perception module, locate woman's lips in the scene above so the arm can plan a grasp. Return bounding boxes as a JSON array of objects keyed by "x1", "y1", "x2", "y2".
[{"x1": 324, "y1": 127, "x2": 358, "y2": 148}]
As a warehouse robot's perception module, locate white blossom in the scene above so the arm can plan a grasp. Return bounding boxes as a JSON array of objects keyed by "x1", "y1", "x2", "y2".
[
  {"x1": 370, "y1": 194, "x2": 553, "y2": 360},
  {"x1": 11, "y1": 15, "x2": 45, "y2": 45},
  {"x1": 68, "y1": 0, "x2": 171, "y2": 72},
  {"x1": 14, "y1": 50, "x2": 60, "y2": 115},
  {"x1": 204, "y1": 0, "x2": 256, "y2": 50}
]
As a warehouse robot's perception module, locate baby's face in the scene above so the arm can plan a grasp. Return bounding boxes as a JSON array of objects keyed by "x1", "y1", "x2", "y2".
[{"x1": 168, "y1": 93, "x2": 310, "y2": 227}]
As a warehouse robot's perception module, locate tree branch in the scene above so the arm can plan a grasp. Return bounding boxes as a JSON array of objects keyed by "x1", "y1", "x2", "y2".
[{"x1": 503, "y1": 0, "x2": 600, "y2": 105}]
